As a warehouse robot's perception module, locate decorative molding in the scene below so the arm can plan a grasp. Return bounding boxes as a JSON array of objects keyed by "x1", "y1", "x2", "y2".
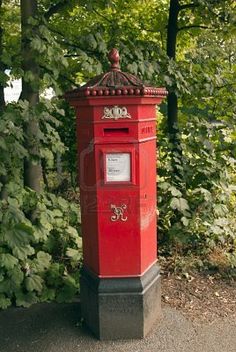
[
  {"x1": 65, "y1": 86, "x2": 168, "y2": 99},
  {"x1": 110, "y1": 204, "x2": 128, "y2": 222},
  {"x1": 102, "y1": 106, "x2": 131, "y2": 120}
]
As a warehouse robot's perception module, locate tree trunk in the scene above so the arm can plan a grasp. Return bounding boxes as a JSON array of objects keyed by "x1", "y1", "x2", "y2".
[
  {"x1": 167, "y1": 0, "x2": 179, "y2": 61},
  {"x1": 20, "y1": 0, "x2": 41, "y2": 192},
  {"x1": 0, "y1": 0, "x2": 8, "y2": 200},
  {"x1": 167, "y1": 0, "x2": 179, "y2": 135},
  {"x1": 166, "y1": 0, "x2": 184, "y2": 181},
  {"x1": 0, "y1": 0, "x2": 5, "y2": 113}
]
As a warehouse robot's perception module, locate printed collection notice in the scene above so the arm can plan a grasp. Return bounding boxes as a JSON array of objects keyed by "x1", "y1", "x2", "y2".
[{"x1": 106, "y1": 153, "x2": 131, "y2": 182}]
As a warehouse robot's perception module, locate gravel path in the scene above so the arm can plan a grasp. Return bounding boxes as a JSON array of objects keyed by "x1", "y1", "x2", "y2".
[{"x1": 0, "y1": 302, "x2": 236, "y2": 352}]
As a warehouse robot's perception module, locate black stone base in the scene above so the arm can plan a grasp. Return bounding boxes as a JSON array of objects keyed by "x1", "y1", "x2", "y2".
[{"x1": 80, "y1": 263, "x2": 161, "y2": 340}]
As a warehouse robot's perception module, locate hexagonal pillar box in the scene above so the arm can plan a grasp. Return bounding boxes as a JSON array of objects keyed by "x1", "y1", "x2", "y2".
[{"x1": 65, "y1": 49, "x2": 167, "y2": 340}]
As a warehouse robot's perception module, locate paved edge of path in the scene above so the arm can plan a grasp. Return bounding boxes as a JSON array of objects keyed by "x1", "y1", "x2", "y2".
[{"x1": 0, "y1": 302, "x2": 236, "y2": 352}]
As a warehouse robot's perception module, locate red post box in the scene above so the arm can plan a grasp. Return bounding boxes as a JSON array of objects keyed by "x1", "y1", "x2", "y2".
[{"x1": 65, "y1": 49, "x2": 167, "y2": 340}]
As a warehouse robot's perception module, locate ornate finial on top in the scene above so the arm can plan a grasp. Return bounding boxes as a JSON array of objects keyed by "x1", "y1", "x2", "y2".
[
  {"x1": 108, "y1": 48, "x2": 120, "y2": 71},
  {"x1": 65, "y1": 46, "x2": 168, "y2": 98}
]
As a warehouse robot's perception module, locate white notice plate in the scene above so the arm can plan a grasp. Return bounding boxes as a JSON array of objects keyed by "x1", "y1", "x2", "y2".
[{"x1": 106, "y1": 153, "x2": 131, "y2": 182}]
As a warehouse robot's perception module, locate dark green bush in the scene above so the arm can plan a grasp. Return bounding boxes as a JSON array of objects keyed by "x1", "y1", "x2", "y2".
[{"x1": 158, "y1": 116, "x2": 236, "y2": 261}]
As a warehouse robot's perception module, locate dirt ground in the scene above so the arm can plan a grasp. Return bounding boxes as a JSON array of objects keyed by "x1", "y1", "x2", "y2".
[{"x1": 160, "y1": 257, "x2": 236, "y2": 324}]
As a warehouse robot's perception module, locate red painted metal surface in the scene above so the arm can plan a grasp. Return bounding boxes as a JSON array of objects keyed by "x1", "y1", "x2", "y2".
[{"x1": 65, "y1": 49, "x2": 167, "y2": 277}]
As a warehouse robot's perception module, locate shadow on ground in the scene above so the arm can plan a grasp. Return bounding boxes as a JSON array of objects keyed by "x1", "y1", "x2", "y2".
[{"x1": 0, "y1": 302, "x2": 236, "y2": 352}]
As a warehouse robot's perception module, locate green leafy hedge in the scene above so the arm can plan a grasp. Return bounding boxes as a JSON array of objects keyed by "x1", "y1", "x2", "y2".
[
  {"x1": 158, "y1": 116, "x2": 236, "y2": 263},
  {"x1": 0, "y1": 185, "x2": 82, "y2": 309}
]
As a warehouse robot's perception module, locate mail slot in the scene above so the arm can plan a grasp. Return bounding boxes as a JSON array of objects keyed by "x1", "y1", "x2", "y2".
[
  {"x1": 65, "y1": 48, "x2": 167, "y2": 340},
  {"x1": 104, "y1": 127, "x2": 129, "y2": 136}
]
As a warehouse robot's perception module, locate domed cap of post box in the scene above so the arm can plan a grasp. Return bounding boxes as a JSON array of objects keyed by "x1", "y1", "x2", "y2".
[{"x1": 65, "y1": 48, "x2": 167, "y2": 99}]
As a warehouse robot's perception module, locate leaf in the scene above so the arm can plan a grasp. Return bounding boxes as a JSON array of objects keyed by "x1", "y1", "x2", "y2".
[
  {"x1": 0, "y1": 254, "x2": 18, "y2": 270},
  {"x1": 40, "y1": 288, "x2": 56, "y2": 302},
  {"x1": 170, "y1": 197, "x2": 180, "y2": 210},
  {"x1": 12, "y1": 245, "x2": 35, "y2": 260},
  {"x1": 8, "y1": 267, "x2": 24, "y2": 286},
  {"x1": 181, "y1": 217, "x2": 189, "y2": 226},
  {"x1": 0, "y1": 270, "x2": 4, "y2": 282},
  {"x1": 194, "y1": 188, "x2": 212, "y2": 201},
  {"x1": 127, "y1": 62, "x2": 138, "y2": 75},
  {"x1": 16, "y1": 291, "x2": 38, "y2": 308},
  {"x1": 210, "y1": 225, "x2": 223, "y2": 235},
  {"x1": 66, "y1": 248, "x2": 81, "y2": 261},
  {"x1": 164, "y1": 75, "x2": 172, "y2": 86},
  {"x1": 86, "y1": 34, "x2": 97, "y2": 50},
  {"x1": 58, "y1": 197, "x2": 68, "y2": 209},
  {"x1": 46, "y1": 263, "x2": 63, "y2": 286},
  {"x1": 0, "y1": 137, "x2": 7, "y2": 150},
  {"x1": 179, "y1": 198, "x2": 190, "y2": 211},
  {"x1": 170, "y1": 197, "x2": 189, "y2": 212},
  {"x1": 0, "y1": 278, "x2": 11, "y2": 294},
  {"x1": 5, "y1": 223, "x2": 34, "y2": 248},
  {"x1": 56, "y1": 276, "x2": 78, "y2": 303},
  {"x1": 25, "y1": 275, "x2": 43, "y2": 293},
  {"x1": 214, "y1": 204, "x2": 228, "y2": 216},
  {"x1": 33, "y1": 251, "x2": 51, "y2": 272},
  {"x1": 66, "y1": 226, "x2": 79, "y2": 239},
  {"x1": 40, "y1": 212, "x2": 53, "y2": 231},
  {"x1": 52, "y1": 209, "x2": 63, "y2": 218},
  {"x1": 159, "y1": 181, "x2": 170, "y2": 190},
  {"x1": 0, "y1": 294, "x2": 11, "y2": 309},
  {"x1": 169, "y1": 186, "x2": 182, "y2": 197}
]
